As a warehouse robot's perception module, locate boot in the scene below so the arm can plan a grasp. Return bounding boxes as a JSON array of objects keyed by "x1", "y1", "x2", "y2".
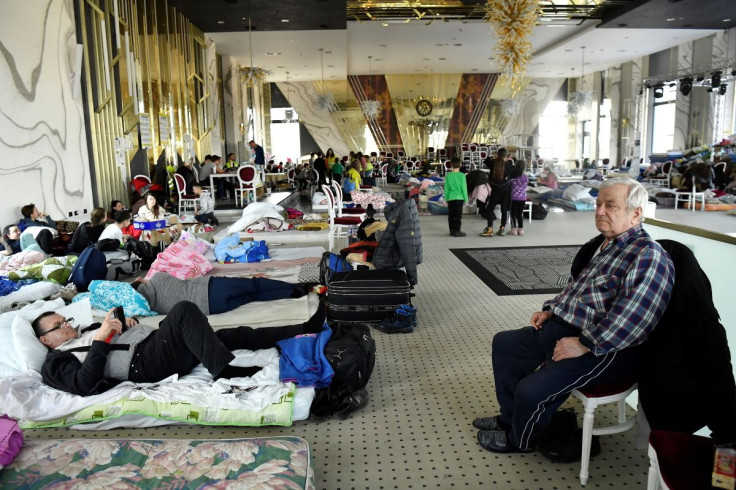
[
  {"x1": 375, "y1": 309, "x2": 414, "y2": 334},
  {"x1": 398, "y1": 304, "x2": 418, "y2": 327}
]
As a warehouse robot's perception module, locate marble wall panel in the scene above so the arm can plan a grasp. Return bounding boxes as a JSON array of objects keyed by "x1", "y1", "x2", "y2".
[
  {"x1": 205, "y1": 36, "x2": 223, "y2": 157},
  {"x1": 277, "y1": 81, "x2": 350, "y2": 157},
  {"x1": 502, "y1": 78, "x2": 565, "y2": 140},
  {"x1": 673, "y1": 41, "x2": 693, "y2": 150},
  {"x1": 0, "y1": 0, "x2": 93, "y2": 227}
]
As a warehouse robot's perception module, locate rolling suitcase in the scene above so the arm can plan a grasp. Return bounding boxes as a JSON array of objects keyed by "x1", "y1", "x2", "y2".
[{"x1": 328, "y1": 269, "x2": 413, "y2": 322}]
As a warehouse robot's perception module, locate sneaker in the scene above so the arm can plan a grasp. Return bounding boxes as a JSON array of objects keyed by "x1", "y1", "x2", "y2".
[
  {"x1": 518, "y1": 228, "x2": 525, "y2": 236},
  {"x1": 508, "y1": 228, "x2": 518, "y2": 236},
  {"x1": 376, "y1": 311, "x2": 414, "y2": 333},
  {"x1": 497, "y1": 226, "x2": 506, "y2": 236},
  {"x1": 398, "y1": 304, "x2": 418, "y2": 327},
  {"x1": 480, "y1": 227, "x2": 494, "y2": 237}
]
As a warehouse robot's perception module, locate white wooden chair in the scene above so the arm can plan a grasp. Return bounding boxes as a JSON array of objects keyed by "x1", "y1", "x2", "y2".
[
  {"x1": 571, "y1": 381, "x2": 638, "y2": 486},
  {"x1": 174, "y1": 173, "x2": 198, "y2": 215},
  {"x1": 648, "y1": 161, "x2": 673, "y2": 188},
  {"x1": 674, "y1": 181, "x2": 705, "y2": 212},
  {"x1": 235, "y1": 165, "x2": 257, "y2": 207},
  {"x1": 323, "y1": 185, "x2": 362, "y2": 251}
]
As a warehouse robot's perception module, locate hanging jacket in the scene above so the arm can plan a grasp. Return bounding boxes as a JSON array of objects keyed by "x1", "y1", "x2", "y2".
[
  {"x1": 638, "y1": 240, "x2": 736, "y2": 444},
  {"x1": 373, "y1": 199, "x2": 423, "y2": 285}
]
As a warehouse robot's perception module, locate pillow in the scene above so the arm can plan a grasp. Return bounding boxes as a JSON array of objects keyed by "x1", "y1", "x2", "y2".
[
  {"x1": 0, "y1": 298, "x2": 64, "y2": 376},
  {"x1": 10, "y1": 298, "x2": 94, "y2": 373},
  {"x1": 0, "y1": 281, "x2": 61, "y2": 313},
  {"x1": 563, "y1": 183, "x2": 592, "y2": 201}
]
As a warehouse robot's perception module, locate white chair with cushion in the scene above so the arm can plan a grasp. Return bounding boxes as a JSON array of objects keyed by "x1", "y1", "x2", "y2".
[
  {"x1": 174, "y1": 173, "x2": 198, "y2": 215},
  {"x1": 235, "y1": 165, "x2": 257, "y2": 207},
  {"x1": 323, "y1": 185, "x2": 362, "y2": 251},
  {"x1": 648, "y1": 161, "x2": 673, "y2": 188},
  {"x1": 570, "y1": 381, "x2": 638, "y2": 486}
]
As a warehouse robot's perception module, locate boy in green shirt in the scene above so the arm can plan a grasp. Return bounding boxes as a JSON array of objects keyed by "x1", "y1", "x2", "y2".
[
  {"x1": 444, "y1": 158, "x2": 468, "y2": 237},
  {"x1": 331, "y1": 159, "x2": 344, "y2": 184}
]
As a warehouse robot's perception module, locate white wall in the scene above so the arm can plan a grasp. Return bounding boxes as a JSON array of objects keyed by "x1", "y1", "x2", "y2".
[{"x1": 0, "y1": 0, "x2": 93, "y2": 227}]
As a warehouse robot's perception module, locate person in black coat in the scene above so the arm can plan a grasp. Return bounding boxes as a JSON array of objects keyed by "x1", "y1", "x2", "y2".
[{"x1": 313, "y1": 151, "x2": 330, "y2": 187}]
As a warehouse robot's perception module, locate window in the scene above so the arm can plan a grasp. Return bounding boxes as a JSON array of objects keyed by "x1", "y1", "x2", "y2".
[
  {"x1": 538, "y1": 101, "x2": 568, "y2": 162},
  {"x1": 270, "y1": 107, "x2": 300, "y2": 164},
  {"x1": 650, "y1": 84, "x2": 677, "y2": 153}
]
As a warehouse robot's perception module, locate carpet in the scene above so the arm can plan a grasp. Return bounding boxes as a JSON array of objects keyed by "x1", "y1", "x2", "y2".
[
  {"x1": 450, "y1": 246, "x2": 582, "y2": 296},
  {"x1": 0, "y1": 437, "x2": 315, "y2": 489}
]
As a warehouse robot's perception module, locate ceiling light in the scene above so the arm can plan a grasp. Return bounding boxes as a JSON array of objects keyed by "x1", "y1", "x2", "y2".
[
  {"x1": 281, "y1": 19, "x2": 289, "y2": 23},
  {"x1": 711, "y1": 71, "x2": 722, "y2": 88},
  {"x1": 719, "y1": 84, "x2": 727, "y2": 95},
  {"x1": 382, "y1": 22, "x2": 389, "y2": 27},
  {"x1": 325, "y1": 50, "x2": 334, "y2": 54},
  {"x1": 679, "y1": 77, "x2": 693, "y2": 96},
  {"x1": 217, "y1": 20, "x2": 225, "y2": 24},
  {"x1": 666, "y1": 18, "x2": 676, "y2": 21},
  {"x1": 653, "y1": 84, "x2": 664, "y2": 98},
  {"x1": 265, "y1": 52, "x2": 281, "y2": 56}
]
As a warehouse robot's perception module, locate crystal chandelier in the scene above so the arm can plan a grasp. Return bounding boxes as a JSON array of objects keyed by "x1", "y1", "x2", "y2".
[
  {"x1": 568, "y1": 46, "x2": 593, "y2": 116},
  {"x1": 499, "y1": 97, "x2": 521, "y2": 117},
  {"x1": 238, "y1": 1, "x2": 272, "y2": 87},
  {"x1": 313, "y1": 48, "x2": 337, "y2": 113},
  {"x1": 361, "y1": 56, "x2": 382, "y2": 121},
  {"x1": 284, "y1": 71, "x2": 296, "y2": 123}
]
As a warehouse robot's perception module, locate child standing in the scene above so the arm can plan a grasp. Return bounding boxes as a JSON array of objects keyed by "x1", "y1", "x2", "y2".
[
  {"x1": 444, "y1": 158, "x2": 468, "y2": 237},
  {"x1": 508, "y1": 161, "x2": 528, "y2": 236},
  {"x1": 192, "y1": 184, "x2": 218, "y2": 226}
]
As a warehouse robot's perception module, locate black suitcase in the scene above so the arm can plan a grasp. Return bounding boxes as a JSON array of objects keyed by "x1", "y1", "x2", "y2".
[{"x1": 328, "y1": 269, "x2": 413, "y2": 322}]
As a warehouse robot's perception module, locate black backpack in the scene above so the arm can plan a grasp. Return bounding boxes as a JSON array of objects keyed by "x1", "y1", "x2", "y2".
[
  {"x1": 539, "y1": 408, "x2": 601, "y2": 463},
  {"x1": 531, "y1": 203, "x2": 548, "y2": 220},
  {"x1": 310, "y1": 322, "x2": 376, "y2": 420},
  {"x1": 124, "y1": 240, "x2": 158, "y2": 269}
]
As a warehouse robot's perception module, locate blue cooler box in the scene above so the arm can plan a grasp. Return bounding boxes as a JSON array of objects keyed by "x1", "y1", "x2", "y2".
[{"x1": 133, "y1": 219, "x2": 167, "y2": 230}]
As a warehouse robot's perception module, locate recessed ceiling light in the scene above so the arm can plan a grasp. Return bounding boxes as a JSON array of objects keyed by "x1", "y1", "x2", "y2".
[
  {"x1": 454, "y1": 43, "x2": 462, "y2": 46},
  {"x1": 382, "y1": 22, "x2": 389, "y2": 27},
  {"x1": 472, "y1": 68, "x2": 478, "y2": 71},
  {"x1": 325, "y1": 50, "x2": 334, "y2": 54},
  {"x1": 563, "y1": 49, "x2": 572, "y2": 52},
  {"x1": 725, "y1": 19, "x2": 732, "y2": 22},
  {"x1": 423, "y1": 57, "x2": 430, "y2": 61},
  {"x1": 375, "y1": 58, "x2": 383, "y2": 61},
  {"x1": 438, "y1": 57, "x2": 446, "y2": 60},
  {"x1": 666, "y1": 18, "x2": 676, "y2": 21},
  {"x1": 281, "y1": 19, "x2": 289, "y2": 23},
  {"x1": 379, "y1": 44, "x2": 388, "y2": 47},
  {"x1": 327, "y1": 65, "x2": 334, "y2": 68},
  {"x1": 217, "y1": 20, "x2": 225, "y2": 24},
  {"x1": 266, "y1": 52, "x2": 281, "y2": 56},
  {"x1": 277, "y1": 66, "x2": 285, "y2": 68},
  {"x1": 290, "y1": 38, "x2": 296, "y2": 42}
]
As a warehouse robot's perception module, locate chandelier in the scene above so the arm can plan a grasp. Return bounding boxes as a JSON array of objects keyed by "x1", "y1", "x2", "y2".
[
  {"x1": 568, "y1": 46, "x2": 593, "y2": 116},
  {"x1": 485, "y1": 0, "x2": 541, "y2": 94},
  {"x1": 313, "y1": 48, "x2": 338, "y2": 113},
  {"x1": 361, "y1": 56, "x2": 382, "y2": 121},
  {"x1": 284, "y1": 71, "x2": 296, "y2": 123},
  {"x1": 499, "y1": 97, "x2": 521, "y2": 117},
  {"x1": 238, "y1": 1, "x2": 272, "y2": 87}
]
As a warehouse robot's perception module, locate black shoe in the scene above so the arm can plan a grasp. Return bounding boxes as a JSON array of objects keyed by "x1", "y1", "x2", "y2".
[
  {"x1": 334, "y1": 388, "x2": 369, "y2": 420},
  {"x1": 477, "y1": 430, "x2": 534, "y2": 454},
  {"x1": 472, "y1": 415, "x2": 506, "y2": 431},
  {"x1": 453, "y1": 231, "x2": 467, "y2": 237},
  {"x1": 209, "y1": 216, "x2": 219, "y2": 226}
]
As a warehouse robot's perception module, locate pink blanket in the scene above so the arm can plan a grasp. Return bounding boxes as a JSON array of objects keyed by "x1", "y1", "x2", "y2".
[{"x1": 145, "y1": 240, "x2": 213, "y2": 280}]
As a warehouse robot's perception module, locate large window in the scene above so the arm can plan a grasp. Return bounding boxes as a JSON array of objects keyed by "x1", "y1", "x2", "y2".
[
  {"x1": 538, "y1": 101, "x2": 569, "y2": 162},
  {"x1": 651, "y1": 84, "x2": 677, "y2": 153},
  {"x1": 270, "y1": 107, "x2": 300, "y2": 165}
]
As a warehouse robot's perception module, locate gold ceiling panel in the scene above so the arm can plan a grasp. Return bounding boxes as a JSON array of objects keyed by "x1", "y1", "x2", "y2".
[{"x1": 347, "y1": 0, "x2": 625, "y2": 22}]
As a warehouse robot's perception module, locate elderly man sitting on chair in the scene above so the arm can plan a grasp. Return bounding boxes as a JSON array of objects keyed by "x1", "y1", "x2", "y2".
[
  {"x1": 34, "y1": 300, "x2": 327, "y2": 396},
  {"x1": 474, "y1": 177, "x2": 675, "y2": 453}
]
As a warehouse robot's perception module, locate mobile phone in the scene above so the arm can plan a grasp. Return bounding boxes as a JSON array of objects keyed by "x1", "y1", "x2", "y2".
[{"x1": 113, "y1": 306, "x2": 126, "y2": 333}]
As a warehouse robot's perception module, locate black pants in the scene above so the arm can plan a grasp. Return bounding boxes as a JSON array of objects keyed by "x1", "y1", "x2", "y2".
[
  {"x1": 129, "y1": 301, "x2": 303, "y2": 382},
  {"x1": 482, "y1": 185, "x2": 510, "y2": 228},
  {"x1": 492, "y1": 319, "x2": 639, "y2": 449},
  {"x1": 332, "y1": 173, "x2": 342, "y2": 184},
  {"x1": 207, "y1": 277, "x2": 297, "y2": 315},
  {"x1": 34, "y1": 229, "x2": 54, "y2": 255},
  {"x1": 447, "y1": 200, "x2": 464, "y2": 233},
  {"x1": 510, "y1": 200, "x2": 525, "y2": 229}
]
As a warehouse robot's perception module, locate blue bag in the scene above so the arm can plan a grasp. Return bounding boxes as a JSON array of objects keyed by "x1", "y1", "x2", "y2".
[
  {"x1": 215, "y1": 234, "x2": 270, "y2": 263},
  {"x1": 67, "y1": 246, "x2": 108, "y2": 292},
  {"x1": 319, "y1": 251, "x2": 352, "y2": 285}
]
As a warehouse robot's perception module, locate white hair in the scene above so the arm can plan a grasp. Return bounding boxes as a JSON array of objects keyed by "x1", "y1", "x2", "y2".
[{"x1": 599, "y1": 177, "x2": 649, "y2": 222}]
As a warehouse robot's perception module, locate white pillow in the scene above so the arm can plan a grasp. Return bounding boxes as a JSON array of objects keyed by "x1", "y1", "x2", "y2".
[
  {"x1": 0, "y1": 281, "x2": 62, "y2": 313},
  {"x1": 10, "y1": 298, "x2": 94, "y2": 373},
  {"x1": 563, "y1": 183, "x2": 592, "y2": 201},
  {"x1": 21, "y1": 226, "x2": 58, "y2": 238},
  {"x1": 0, "y1": 298, "x2": 64, "y2": 375}
]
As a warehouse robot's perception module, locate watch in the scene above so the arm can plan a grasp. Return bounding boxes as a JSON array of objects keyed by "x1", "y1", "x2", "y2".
[{"x1": 416, "y1": 99, "x2": 433, "y2": 117}]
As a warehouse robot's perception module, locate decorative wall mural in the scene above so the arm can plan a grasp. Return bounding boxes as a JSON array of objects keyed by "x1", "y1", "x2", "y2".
[
  {"x1": 0, "y1": 0, "x2": 93, "y2": 227},
  {"x1": 447, "y1": 74, "x2": 498, "y2": 146},
  {"x1": 349, "y1": 75, "x2": 403, "y2": 152}
]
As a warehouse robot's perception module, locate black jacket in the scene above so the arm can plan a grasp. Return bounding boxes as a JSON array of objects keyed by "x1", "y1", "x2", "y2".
[
  {"x1": 373, "y1": 199, "x2": 423, "y2": 285},
  {"x1": 638, "y1": 240, "x2": 736, "y2": 444}
]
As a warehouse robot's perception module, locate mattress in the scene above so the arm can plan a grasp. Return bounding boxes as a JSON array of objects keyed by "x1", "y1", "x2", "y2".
[{"x1": 213, "y1": 227, "x2": 330, "y2": 245}]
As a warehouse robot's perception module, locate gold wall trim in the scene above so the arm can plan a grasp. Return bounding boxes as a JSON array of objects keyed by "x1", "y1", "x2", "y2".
[{"x1": 644, "y1": 217, "x2": 736, "y2": 246}]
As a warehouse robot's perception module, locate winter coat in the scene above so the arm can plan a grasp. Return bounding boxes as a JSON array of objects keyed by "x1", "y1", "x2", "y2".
[{"x1": 373, "y1": 199, "x2": 423, "y2": 285}]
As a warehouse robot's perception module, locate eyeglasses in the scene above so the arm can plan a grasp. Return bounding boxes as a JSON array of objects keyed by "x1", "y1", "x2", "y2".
[{"x1": 38, "y1": 317, "x2": 74, "y2": 338}]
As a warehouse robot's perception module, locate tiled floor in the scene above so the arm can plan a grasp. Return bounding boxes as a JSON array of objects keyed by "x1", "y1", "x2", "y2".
[{"x1": 26, "y1": 189, "x2": 736, "y2": 489}]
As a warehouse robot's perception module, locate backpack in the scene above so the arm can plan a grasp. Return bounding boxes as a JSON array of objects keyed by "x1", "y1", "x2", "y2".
[
  {"x1": 94, "y1": 238, "x2": 121, "y2": 252},
  {"x1": 124, "y1": 240, "x2": 158, "y2": 269},
  {"x1": 319, "y1": 251, "x2": 352, "y2": 285},
  {"x1": 531, "y1": 203, "x2": 548, "y2": 220},
  {"x1": 67, "y1": 246, "x2": 108, "y2": 292},
  {"x1": 538, "y1": 408, "x2": 601, "y2": 463},
  {"x1": 324, "y1": 322, "x2": 376, "y2": 392},
  {"x1": 309, "y1": 322, "x2": 375, "y2": 420}
]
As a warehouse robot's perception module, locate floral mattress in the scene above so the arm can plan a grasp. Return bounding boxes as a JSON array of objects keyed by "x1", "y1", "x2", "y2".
[{"x1": 0, "y1": 436, "x2": 315, "y2": 489}]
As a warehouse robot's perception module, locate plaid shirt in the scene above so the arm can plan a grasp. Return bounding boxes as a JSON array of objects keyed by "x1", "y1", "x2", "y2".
[{"x1": 544, "y1": 224, "x2": 674, "y2": 356}]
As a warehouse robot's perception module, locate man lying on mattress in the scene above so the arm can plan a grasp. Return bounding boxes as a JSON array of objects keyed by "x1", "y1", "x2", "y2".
[{"x1": 32, "y1": 300, "x2": 327, "y2": 396}]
